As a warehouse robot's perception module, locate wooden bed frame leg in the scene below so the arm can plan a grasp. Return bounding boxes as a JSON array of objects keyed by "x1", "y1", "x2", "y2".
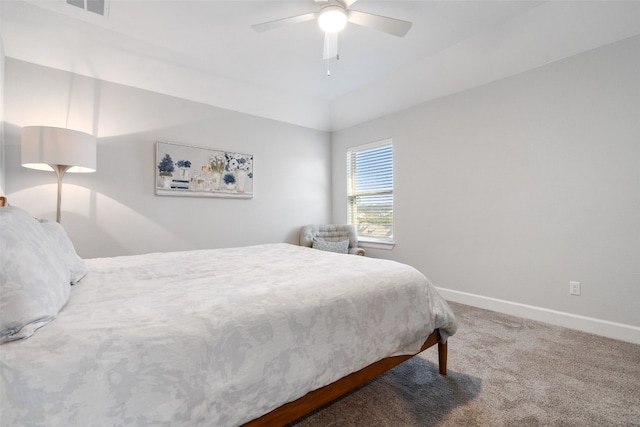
[{"x1": 438, "y1": 340, "x2": 448, "y2": 375}]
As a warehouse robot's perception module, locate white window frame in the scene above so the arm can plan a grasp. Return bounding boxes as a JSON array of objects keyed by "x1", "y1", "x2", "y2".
[{"x1": 346, "y1": 138, "x2": 394, "y2": 247}]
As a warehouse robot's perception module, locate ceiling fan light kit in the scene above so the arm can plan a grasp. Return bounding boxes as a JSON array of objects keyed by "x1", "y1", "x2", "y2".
[{"x1": 318, "y1": 5, "x2": 348, "y2": 33}]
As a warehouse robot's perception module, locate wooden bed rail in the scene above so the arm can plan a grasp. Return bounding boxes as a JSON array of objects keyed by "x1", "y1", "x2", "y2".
[{"x1": 243, "y1": 329, "x2": 446, "y2": 427}]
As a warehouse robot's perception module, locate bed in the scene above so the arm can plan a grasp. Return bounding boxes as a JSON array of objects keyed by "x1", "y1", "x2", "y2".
[{"x1": 0, "y1": 205, "x2": 457, "y2": 426}]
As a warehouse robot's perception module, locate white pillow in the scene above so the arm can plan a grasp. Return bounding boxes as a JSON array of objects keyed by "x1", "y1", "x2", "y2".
[
  {"x1": 312, "y1": 239, "x2": 349, "y2": 254},
  {"x1": 0, "y1": 206, "x2": 71, "y2": 343},
  {"x1": 39, "y1": 220, "x2": 88, "y2": 285}
]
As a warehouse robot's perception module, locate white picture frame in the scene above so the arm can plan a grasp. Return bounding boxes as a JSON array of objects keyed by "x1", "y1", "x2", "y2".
[{"x1": 155, "y1": 141, "x2": 253, "y2": 199}]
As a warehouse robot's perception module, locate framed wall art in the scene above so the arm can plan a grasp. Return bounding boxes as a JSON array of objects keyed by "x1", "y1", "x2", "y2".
[{"x1": 156, "y1": 141, "x2": 253, "y2": 199}]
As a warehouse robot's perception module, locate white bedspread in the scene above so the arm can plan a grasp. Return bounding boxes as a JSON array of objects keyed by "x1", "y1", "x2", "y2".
[{"x1": 0, "y1": 243, "x2": 457, "y2": 426}]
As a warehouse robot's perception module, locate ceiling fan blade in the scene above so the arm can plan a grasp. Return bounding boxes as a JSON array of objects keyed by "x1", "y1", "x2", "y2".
[
  {"x1": 342, "y1": 0, "x2": 359, "y2": 7},
  {"x1": 323, "y1": 32, "x2": 338, "y2": 60},
  {"x1": 347, "y1": 10, "x2": 412, "y2": 37},
  {"x1": 251, "y1": 12, "x2": 316, "y2": 32}
]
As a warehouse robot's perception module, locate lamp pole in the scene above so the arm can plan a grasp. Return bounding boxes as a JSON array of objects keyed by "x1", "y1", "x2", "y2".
[{"x1": 53, "y1": 164, "x2": 72, "y2": 223}]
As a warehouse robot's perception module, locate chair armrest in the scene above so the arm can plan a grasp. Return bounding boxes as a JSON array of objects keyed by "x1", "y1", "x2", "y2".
[{"x1": 349, "y1": 247, "x2": 365, "y2": 256}]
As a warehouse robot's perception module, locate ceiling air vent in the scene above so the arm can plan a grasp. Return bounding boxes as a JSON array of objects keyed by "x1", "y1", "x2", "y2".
[{"x1": 66, "y1": 0, "x2": 108, "y2": 16}]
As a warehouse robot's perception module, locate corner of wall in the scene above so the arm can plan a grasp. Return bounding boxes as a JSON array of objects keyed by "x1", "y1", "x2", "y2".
[{"x1": 0, "y1": 26, "x2": 6, "y2": 197}]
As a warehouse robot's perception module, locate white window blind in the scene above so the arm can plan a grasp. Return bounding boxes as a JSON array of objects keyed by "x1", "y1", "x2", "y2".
[{"x1": 347, "y1": 139, "x2": 393, "y2": 242}]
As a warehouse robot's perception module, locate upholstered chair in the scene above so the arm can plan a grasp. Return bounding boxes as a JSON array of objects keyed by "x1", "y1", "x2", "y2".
[{"x1": 299, "y1": 224, "x2": 365, "y2": 256}]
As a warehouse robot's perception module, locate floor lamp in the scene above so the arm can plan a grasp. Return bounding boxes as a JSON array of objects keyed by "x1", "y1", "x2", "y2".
[{"x1": 21, "y1": 126, "x2": 97, "y2": 223}]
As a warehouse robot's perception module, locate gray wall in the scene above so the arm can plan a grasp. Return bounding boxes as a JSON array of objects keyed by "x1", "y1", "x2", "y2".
[
  {"x1": 0, "y1": 20, "x2": 5, "y2": 196},
  {"x1": 4, "y1": 59, "x2": 332, "y2": 258},
  {"x1": 332, "y1": 36, "x2": 640, "y2": 331}
]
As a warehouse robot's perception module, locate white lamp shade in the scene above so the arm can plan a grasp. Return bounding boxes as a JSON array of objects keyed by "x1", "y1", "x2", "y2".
[
  {"x1": 21, "y1": 126, "x2": 97, "y2": 173},
  {"x1": 318, "y1": 6, "x2": 347, "y2": 33}
]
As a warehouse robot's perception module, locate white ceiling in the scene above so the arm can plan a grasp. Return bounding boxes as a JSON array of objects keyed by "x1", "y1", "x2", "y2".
[{"x1": 2, "y1": 0, "x2": 640, "y2": 131}]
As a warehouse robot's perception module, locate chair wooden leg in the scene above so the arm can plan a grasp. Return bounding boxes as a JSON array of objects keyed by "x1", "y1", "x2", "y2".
[{"x1": 438, "y1": 340, "x2": 448, "y2": 375}]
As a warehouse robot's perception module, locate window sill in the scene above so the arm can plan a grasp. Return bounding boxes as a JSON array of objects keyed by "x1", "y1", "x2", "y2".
[{"x1": 359, "y1": 240, "x2": 395, "y2": 251}]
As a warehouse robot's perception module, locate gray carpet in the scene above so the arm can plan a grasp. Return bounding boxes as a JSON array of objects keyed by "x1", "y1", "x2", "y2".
[{"x1": 291, "y1": 302, "x2": 640, "y2": 426}]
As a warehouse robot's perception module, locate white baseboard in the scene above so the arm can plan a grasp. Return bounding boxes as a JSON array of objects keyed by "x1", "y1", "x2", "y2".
[{"x1": 436, "y1": 287, "x2": 640, "y2": 345}]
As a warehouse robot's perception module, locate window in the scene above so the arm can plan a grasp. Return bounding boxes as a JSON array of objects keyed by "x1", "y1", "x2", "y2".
[
  {"x1": 347, "y1": 139, "x2": 393, "y2": 242},
  {"x1": 66, "y1": 0, "x2": 109, "y2": 16}
]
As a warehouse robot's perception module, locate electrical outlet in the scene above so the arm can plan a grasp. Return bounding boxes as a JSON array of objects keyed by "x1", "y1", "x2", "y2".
[{"x1": 569, "y1": 281, "x2": 581, "y2": 296}]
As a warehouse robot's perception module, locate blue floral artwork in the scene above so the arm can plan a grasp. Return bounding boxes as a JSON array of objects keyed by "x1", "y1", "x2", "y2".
[{"x1": 156, "y1": 141, "x2": 253, "y2": 199}]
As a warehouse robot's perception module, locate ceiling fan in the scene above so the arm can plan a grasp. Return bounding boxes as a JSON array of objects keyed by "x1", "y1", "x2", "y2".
[{"x1": 251, "y1": 0, "x2": 412, "y2": 60}]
